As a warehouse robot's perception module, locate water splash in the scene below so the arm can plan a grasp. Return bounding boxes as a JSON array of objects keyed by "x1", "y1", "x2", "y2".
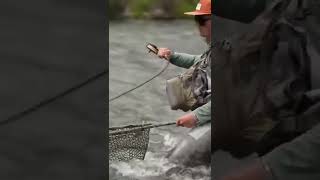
[{"x1": 109, "y1": 129, "x2": 211, "y2": 180}]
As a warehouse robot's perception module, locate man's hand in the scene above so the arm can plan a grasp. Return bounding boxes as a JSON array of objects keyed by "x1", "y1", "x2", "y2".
[
  {"x1": 157, "y1": 48, "x2": 173, "y2": 60},
  {"x1": 176, "y1": 113, "x2": 198, "y2": 128}
]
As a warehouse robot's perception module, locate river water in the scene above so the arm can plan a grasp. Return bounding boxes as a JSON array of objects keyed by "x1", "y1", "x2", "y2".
[
  {"x1": 109, "y1": 19, "x2": 254, "y2": 180},
  {"x1": 109, "y1": 19, "x2": 210, "y2": 180}
]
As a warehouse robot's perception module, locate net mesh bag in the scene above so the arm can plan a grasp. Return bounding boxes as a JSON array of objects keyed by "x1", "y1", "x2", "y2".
[{"x1": 109, "y1": 124, "x2": 151, "y2": 161}]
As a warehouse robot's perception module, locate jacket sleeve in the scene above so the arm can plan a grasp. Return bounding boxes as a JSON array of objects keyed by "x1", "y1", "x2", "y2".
[
  {"x1": 261, "y1": 123, "x2": 320, "y2": 180},
  {"x1": 169, "y1": 52, "x2": 201, "y2": 69},
  {"x1": 193, "y1": 101, "x2": 211, "y2": 126}
]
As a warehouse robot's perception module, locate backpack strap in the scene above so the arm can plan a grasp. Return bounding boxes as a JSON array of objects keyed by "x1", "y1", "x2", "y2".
[
  {"x1": 191, "y1": 48, "x2": 212, "y2": 107},
  {"x1": 307, "y1": 44, "x2": 320, "y2": 89},
  {"x1": 294, "y1": 0, "x2": 312, "y2": 20}
]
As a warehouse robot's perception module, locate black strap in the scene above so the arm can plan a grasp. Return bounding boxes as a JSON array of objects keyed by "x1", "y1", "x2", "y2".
[
  {"x1": 307, "y1": 44, "x2": 320, "y2": 89},
  {"x1": 295, "y1": 0, "x2": 312, "y2": 20}
]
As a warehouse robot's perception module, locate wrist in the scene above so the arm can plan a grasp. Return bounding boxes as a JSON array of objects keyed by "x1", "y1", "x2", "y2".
[{"x1": 191, "y1": 113, "x2": 200, "y2": 126}]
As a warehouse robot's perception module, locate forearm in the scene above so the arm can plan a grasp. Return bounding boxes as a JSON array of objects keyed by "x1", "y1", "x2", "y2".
[
  {"x1": 193, "y1": 101, "x2": 211, "y2": 126},
  {"x1": 169, "y1": 52, "x2": 201, "y2": 68}
]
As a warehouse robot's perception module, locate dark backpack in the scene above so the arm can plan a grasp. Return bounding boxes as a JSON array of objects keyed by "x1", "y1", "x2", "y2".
[{"x1": 212, "y1": 0, "x2": 319, "y2": 157}]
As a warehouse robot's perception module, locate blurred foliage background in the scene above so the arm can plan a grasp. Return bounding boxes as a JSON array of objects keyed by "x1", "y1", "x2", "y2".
[{"x1": 109, "y1": 0, "x2": 198, "y2": 19}]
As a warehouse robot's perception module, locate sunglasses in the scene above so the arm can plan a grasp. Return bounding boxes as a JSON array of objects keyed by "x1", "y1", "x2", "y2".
[{"x1": 194, "y1": 15, "x2": 211, "y2": 26}]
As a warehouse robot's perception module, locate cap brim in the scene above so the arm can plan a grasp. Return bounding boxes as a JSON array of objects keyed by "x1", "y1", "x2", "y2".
[{"x1": 184, "y1": 11, "x2": 211, "y2": 16}]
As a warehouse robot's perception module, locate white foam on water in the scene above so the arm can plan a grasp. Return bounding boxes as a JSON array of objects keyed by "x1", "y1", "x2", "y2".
[
  {"x1": 110, "y1": 129, "x2": 211, "y2": 180},
  {"x1": 110, "y1": 130, "x2": 177, "y2": 178},
  {"x1": 166, "y1": 164, "x2": 211, "y2": 180},
  {"x1": 163, "y1": 133, "x2": 180, "y2": 148},
  {"x1": 110, "y1": 151, "x2": 176, "y2": 177},
  {"x1": 110, "y1": 150, "x2": 211, "y2": 180}
]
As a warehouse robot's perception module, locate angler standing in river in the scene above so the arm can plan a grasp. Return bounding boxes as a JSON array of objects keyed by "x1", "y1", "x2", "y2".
[
  {"x1": 158, "y1": 0, "x2": 212, "y2": 129},
  {"x1": 157, "y1": 0, "x2": 212, "y2": 166}
]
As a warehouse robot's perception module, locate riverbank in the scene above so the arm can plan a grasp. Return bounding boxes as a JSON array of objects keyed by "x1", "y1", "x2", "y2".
[{"x1": 109, "y1": 0, "x2": 197, "y2": 19}]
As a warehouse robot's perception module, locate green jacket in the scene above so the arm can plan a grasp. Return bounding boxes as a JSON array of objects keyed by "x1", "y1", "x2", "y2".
[{"x1": 169, "y1": 52, "x2": 211, "y2": 125}]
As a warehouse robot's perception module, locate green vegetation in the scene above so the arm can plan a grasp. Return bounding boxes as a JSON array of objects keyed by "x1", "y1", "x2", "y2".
[
  {"x1": 108, "y1": 0, "x2": 126, "y2": 19},
  {"x1": 109, "y1": 0, "x2": 198, "y2": 19},
  {"x1": 128, "y1": 0, "x2": 153, "y2": 18},
  {"x1": 175, "y1": 0, "x2": 198, "y2": 18}
]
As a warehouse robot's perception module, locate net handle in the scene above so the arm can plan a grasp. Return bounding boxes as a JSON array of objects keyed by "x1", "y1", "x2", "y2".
[
  {"x1": 109, "y1": 122, "x2": 176, "y2": 135},
  {"x1": 146, "y1": 122, "x2": 176, "y2": 128}
]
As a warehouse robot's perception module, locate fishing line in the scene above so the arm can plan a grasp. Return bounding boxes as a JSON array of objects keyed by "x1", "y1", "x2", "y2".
[
  {"x1": 109, "y1": 61, "x2": 170, "y2": 102},
  {"x1": 0, "y1": 70, "x2": 107, "y2": 126}
]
